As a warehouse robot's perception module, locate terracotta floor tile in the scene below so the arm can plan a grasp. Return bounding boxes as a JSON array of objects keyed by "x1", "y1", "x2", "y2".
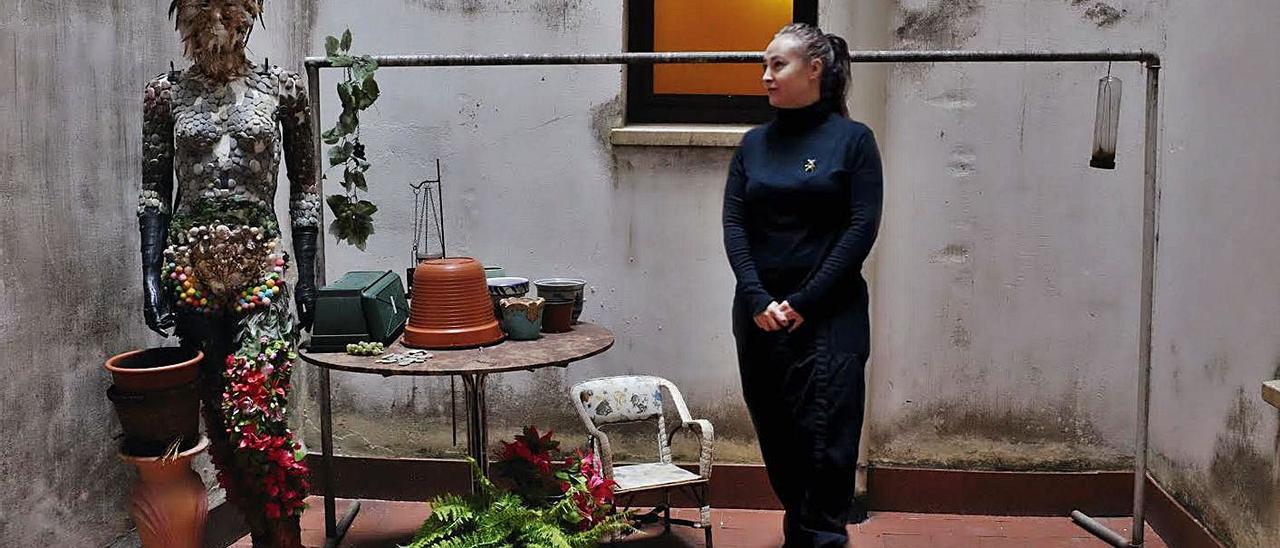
[
  {"x1": 879, "y1": 532, "x2": 932, "y2": 548},
  {"x1": 230, "y1": 498, "x2": 1167, "y2": 548}
]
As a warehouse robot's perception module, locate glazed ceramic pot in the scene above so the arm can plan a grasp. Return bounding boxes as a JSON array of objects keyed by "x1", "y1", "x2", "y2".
[
  {"x1": 487, "y1": 277, "x2": 530, "y2": 319},
  {"x1": 542, "y1": 300, "x2": 574, "y2": 333},
  {"x1": 499, "y1": 296, "x2": 544, "y2": 340},
  {"x1": 405, "y1": 257, "x2": 504, "y2": 349},
  {"x1": 121, "y1": 436, "x2": 210, "y2": 548},
  {"x1": 105, "y1": 348, "x2": 203, "y2": 457},
  {"x1": 533, "y1": 278, "x2": 586, "y2": 324}
]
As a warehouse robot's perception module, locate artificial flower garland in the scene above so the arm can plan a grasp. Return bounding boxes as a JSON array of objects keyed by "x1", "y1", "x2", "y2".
[{"x1": 216, "y1": 288, "x2": 309, "y2": 519}]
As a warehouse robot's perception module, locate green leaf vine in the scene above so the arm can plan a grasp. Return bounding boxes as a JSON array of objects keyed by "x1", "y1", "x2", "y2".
[{"x1": 322, "y1": 29, "x2": 380, "y2": 250}]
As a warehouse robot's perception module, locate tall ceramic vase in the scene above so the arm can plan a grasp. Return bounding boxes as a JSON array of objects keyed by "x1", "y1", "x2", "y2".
[{"x1": 120, "y1": 436, "x2": 210, "y2": 548}]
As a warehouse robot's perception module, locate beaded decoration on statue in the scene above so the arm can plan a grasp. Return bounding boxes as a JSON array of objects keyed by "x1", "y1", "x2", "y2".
[{"x1": 161, "y1": 224, "x2": 289, "y2": 315}]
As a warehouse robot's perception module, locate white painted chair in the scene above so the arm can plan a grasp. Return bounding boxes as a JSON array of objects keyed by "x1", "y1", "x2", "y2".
[{"x1": 569, "y1": 375, "x2": 714, "y2": 547}]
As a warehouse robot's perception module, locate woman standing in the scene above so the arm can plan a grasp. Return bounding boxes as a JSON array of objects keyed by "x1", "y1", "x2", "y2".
[{"x1": 724, "y1": 23, "x2": 883, "y2": 547}]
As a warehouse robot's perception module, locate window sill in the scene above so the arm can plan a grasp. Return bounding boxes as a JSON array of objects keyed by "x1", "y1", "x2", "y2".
[{"x1": 609, "y1": 124, "x2": 753, "y2": 147}]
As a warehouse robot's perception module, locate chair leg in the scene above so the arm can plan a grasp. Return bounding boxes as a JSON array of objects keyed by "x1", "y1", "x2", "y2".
[
  {"x1": 663, "y1": 490, "x2": 672, "y2": 534},
  {"x1": 699, "y1": 484, "x2": 713, "y2": 548}
]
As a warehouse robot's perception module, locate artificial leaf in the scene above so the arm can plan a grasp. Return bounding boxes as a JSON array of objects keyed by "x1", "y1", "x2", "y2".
[
  {"x1": 358, "y1": 78, "x2": 380, "y2": 109},
  {"x1": 354, "y1": 199, "x2": 379, "y2": 216},
  {"x1": 353, "y1": 57, "x2": 379, "y2": 83},
  {"x1": 328, "y1": 54, "x2": 355, "y2": 68},
  {"x1": 344, "y1": 168, "x2": 367, "y2": 192},
  {"x1": 321, "y1": 126, "x2": 343, "y2": 145},
  {"x1": 337, "y1": 109, "x2": 359, "y2": 134},
  {"x1": 337, "y1": 81, "x2": 355, "y2": 109},
  {"x1": 328, "y1": 141, "x2": 352, "y2": 167}
]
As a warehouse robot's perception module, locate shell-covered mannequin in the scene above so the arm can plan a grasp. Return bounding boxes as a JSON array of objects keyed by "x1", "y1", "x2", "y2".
[{"x1": 138, "y1": 2, "x2": 314, "y2": 546}]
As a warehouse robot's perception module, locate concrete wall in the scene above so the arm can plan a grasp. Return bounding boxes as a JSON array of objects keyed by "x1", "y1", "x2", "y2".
[
  {"x1": 0, "y1": 2, "x2": 311, "y2": 545},
  {"x1": 4, "y1": 0, "x2": 1278, "y2": 545},
  {"x1": 1146, "y1": 0, "x2": 1280, "y2": 545},
  {"x1": 308, "y1": 3, "x2": 1280, "y2": 545},
  {"x1": 868, "y1": 0, "x2": 1166, "y2": 471},
  {"x1": 302, "y1": 0, "x2": 884, "y2": 464}
]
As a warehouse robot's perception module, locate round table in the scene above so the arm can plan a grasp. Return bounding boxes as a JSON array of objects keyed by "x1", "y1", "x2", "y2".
[{"x1": 299, "y1": 323, "x2": 614, "y2": 546}]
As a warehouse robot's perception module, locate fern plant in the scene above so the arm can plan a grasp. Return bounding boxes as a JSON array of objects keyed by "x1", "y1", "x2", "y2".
[{"x1": 402, "y1": 459, "x2": 632, "y2": 548}]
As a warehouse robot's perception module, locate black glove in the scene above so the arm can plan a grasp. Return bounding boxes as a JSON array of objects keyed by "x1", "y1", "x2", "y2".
[
  {"x1": 292, "y1": 227, "x2": 319, "y2": 331},
  {"x1": 140, "y1": 212, "x2": 175, "y2": 337}
]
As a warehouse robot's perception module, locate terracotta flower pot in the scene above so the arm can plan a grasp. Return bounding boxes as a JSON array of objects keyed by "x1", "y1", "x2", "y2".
[
  {"x1": 405, "y1": 257, "x2": 505, "y2": 349},
  {"x1": 542, "y1": 300, "x2": 574, "y2": 333},
  {"x1": 105, "y1": 347, "x2": 202, "y2": 393},
  {"x1": 105, "y1": 347, "x2": 203, "y2": 457},
  {"x1": 121, "y1": 436, "x2": 210, "y2": 548}
]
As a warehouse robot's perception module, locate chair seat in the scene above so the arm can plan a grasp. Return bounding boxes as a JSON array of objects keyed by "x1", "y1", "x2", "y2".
[{"x1": 612, "y1": 462, "x2": 707, "y2": 493}]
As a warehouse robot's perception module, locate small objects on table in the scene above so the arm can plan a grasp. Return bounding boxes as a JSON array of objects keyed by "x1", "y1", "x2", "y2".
[
  {"x1": 345, "y1": 341, "x2": 385, "y2": 356},
  {"x1": 375, "y1": 348, "x2": 435, "y2": 366}
]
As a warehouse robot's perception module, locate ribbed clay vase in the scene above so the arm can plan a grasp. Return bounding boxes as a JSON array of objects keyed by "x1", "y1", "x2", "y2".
[
  {"x1": 121, "y1": 436, "x2": 210, "y2": 548},
  {"x1": 405, "y1": 257, "x2": 505, "y2": 349}
]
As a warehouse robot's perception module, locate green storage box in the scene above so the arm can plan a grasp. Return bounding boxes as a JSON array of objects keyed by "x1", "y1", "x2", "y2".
[{"x1": 310, "y1": 271, "x2": 409, "y2": 352}]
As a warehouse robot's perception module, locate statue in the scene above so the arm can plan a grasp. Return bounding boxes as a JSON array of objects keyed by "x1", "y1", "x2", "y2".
[{"x1": 139, "y1": 1, "x2": 316, "y2": 545}]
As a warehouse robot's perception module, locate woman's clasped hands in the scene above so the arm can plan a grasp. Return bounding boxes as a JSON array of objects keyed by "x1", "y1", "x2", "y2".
[{"x1": 754, "y1": 301, "x2": 805, "y2": 333}]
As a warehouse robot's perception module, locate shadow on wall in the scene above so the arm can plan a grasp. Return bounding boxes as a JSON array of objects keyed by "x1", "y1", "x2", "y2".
[{"x1": 1151, "y1": 384, "x2": 1280, "y2": 547}]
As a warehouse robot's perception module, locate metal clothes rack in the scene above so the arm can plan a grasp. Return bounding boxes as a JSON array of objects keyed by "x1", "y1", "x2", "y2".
[{"x1": 303, "y1": 49, "x2": 1161, "y2": 548}]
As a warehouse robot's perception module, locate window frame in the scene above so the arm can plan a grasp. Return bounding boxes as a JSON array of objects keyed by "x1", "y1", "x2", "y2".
[{"x1": 626, "y1": 0, "x2": 819, "y2": 124}]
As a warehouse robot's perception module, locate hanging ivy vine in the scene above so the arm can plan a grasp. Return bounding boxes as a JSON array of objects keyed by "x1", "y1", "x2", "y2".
[{"x1": 322, "y1": 29, "x2": 380, "y2": 250}]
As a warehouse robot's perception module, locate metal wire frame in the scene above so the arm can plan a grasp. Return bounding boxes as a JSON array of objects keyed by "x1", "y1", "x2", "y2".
[{"x1": 304, "y1": 49, "x2": 1161, "y2": 548}]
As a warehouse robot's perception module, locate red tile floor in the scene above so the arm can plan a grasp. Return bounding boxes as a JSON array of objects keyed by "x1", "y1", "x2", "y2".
[{"x1": 232, "y1": 496, "x2": 1168, "y2": 547}]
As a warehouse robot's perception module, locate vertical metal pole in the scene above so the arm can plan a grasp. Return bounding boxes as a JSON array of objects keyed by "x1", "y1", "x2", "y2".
[
  {"x1": 462, "y1": 373, "x2": 490, "y2": 493},
  {"x1": 1131, "y1": 59, "x2": 1161, "y2": 548},
  {"x1": 308, "y1": 64, "x2": 359, "y2": 548}
]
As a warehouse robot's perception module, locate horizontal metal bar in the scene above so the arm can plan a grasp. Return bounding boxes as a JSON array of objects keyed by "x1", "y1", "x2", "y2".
[
  {"x1": 305, "y1": 49, "x2": 1158, "y2": 69},
  {"x1": 1071, "y1": 511, "x2": 1131, "y2": 547}
]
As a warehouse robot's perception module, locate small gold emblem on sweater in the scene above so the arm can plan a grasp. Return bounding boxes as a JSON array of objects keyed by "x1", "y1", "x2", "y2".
[{"x1": 804, "y1": 159, "x2": 817, "y2": 172}]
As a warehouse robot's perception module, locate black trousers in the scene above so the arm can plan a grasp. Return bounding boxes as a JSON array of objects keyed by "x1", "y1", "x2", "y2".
[{"x1": 734, "y1": 299, "x2": 867, "y2": 548}]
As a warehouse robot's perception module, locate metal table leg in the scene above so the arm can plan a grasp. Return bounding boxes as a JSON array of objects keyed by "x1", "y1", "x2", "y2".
[
  {"x1": 461, "y1": 373, "x2": 489, "y2": 494},
  {"x1": 319, "y1": 366, "x2": 360, "y2": 548}
]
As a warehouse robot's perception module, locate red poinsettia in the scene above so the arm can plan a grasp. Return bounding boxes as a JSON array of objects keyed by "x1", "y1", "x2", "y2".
[{"x1": 217, "y1": 335, "x2": 309, "y2": 519}]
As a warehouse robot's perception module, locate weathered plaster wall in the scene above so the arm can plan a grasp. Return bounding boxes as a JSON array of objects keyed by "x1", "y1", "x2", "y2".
[
  {"x1": 1145, "y1": 0, "x2": 1280, "y2": 544},
  {"x1": 0, "y1": 2, "x2": 310, "y2": 545},
  {"x1": 5, "y1": 0, "x2": 1278, "y2": 545},
  {"x1": 302, "y1": 0, "x2": 881, "y2": 464},
  {"x1": 867, "y1": 0, "x2": 1168, "y2": 472}
]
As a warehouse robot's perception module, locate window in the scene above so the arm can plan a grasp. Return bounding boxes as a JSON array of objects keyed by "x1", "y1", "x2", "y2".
[{"x1": 627, "y1": 0, "x2": 819, "y2": 124}]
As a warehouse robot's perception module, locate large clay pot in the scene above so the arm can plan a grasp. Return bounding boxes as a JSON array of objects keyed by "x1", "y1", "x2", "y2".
[
  {"x1": 405, "y1": 257, "x2": 505, "y2": 349},
  {"x1": 106, "y1": 347, "x2": 201, "y2": 392},
  {"x1": 105, "y1": 347, "x2": 203, "y2": 457},
  {"x1": 121, "y1": 436, "x2": 210, "y2": 548}
]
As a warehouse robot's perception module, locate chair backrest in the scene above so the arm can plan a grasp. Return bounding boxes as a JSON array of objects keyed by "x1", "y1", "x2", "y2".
[{"x1": 570, "y1": 375, "x2": 666, "y2": 427}]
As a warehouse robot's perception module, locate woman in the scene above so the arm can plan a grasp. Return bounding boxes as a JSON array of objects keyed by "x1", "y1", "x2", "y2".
[
  {"x1": 139, "y1": 1, "x2": 317, "y2": 545},
  {"x1": 724, "y1": 23, "x2": 883, "y2": 547}
]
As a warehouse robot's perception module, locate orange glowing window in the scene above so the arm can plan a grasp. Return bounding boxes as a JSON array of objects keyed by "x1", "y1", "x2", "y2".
[
  {"x1": 627, "y1": 0, "x2": 818, "y2": 124},
  {"x1": 652, "y1": 0, "x2": 793, "y2": 96}
]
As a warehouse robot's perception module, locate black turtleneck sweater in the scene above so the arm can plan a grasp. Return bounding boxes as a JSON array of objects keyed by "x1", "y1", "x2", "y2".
[{"x1": 723, "y1": 102, "x2": 883, "y2": 322}]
